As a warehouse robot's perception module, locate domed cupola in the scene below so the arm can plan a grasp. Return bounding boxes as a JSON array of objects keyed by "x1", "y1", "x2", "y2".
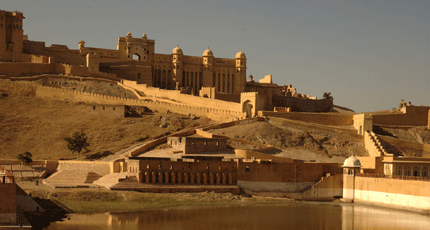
[
  {"x1": 203, "y1": 47, "x2": 214, "y2": 57},
  {"x1": 235, "y1": 50, "x2": 246, "y2": 59},
  {"x1": 172, "y1": 45, "x2": 183, "y2": 55},
  {"x1": 342, "y1": 156, "x2": 362, "y2": 168}
]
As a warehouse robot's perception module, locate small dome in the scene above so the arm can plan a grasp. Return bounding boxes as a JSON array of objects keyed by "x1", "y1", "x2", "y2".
[
  {"x1": 342, "y1": 156, "x2": 362, "y2": 168},
  {"x1": 235, "y1": 50, "x2": 246, "y2": 59},
  {"x1": 142, "y1": 33, "x2": 147, "y2": 39},
  {"x1": 203, "y1": 47, "x2": 213, "y2": 56},
  {"x1": 172, "y1": 45, "x2": 183, "y2": 55},
  {"x1": 126, "y1": 32, "x2": 132, "y2": 37}
]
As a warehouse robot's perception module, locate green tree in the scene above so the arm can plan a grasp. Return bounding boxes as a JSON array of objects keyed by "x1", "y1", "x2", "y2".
[
  {"x1": 64, "y1": 131, "x2": 90, "y2": 159},
  {"x1": 17, "y1": 151, "x2": 33, "y2": 165},
  {"x1": 323, "y1": 92, "x2": 333, "y2": 100}
]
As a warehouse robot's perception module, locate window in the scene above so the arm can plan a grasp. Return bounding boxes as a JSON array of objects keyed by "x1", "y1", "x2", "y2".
[
  {"x1": 404, "y1": 166, "x2": 411, "y2": 176},
  {"x1": 147, "y1": 164, "x2": 150, "y2": 169},
  {"x1": 93, "y1": 106, "x2": 95, "y2": 110},
  {"x1": 397, "y1": 166, "x2": 402, "y2": 176},
  {"x1": 245, "y1": 166, "x2": 250, "y2": 172},
  {"x1": 413, "y1": 166, "x2": 420, "y2": 177},
  {"x1": 384, "y1": 164, "x2": 391, "y2": 176},
  {"x1": 422, "y1": 167, "x2": 428, "y2": 177}
]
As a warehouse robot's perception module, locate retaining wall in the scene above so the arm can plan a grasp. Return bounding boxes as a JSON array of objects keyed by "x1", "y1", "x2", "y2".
[
  {"x1": 352, "y1": 176, "x2": 430, "y2": 212},
  {"x1": 0, "y1": 79, "x2": 244, "y2": 121},
  {"x1": 259, "y1": 111, "x2": 354, "y2": 126}
]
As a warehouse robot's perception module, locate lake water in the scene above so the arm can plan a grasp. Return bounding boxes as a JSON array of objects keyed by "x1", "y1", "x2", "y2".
[{"x1": 45, "y1": 202, "x2": 430, "y2": 230}]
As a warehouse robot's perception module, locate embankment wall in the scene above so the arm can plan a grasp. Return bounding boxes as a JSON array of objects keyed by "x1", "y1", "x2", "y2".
[{"x1": 352, "y1": 176, "x2": 430, "y2": 212}]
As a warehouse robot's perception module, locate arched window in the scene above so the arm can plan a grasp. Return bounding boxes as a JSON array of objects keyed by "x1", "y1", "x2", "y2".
[{"x1": 385, "y1": 165, "x2": 392, "y2": 176}]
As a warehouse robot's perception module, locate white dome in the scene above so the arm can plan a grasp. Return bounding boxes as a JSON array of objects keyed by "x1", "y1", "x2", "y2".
[{"x1": 342, "y1": 156, "x2": 362, "y2": 168}]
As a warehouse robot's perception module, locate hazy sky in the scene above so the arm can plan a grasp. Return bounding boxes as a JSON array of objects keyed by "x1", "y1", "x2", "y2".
[{"x1": 2, "y1": 0, "x2": 429, "y2": 112}]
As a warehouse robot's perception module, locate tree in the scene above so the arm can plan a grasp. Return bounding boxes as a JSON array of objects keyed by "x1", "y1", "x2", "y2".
[
  {"x1": 64, "y1": 131, "x2": 90, "y2": 159},
  {"x1": 17, "y1": 151, "x2": 33, "y2": 165},
  {"x1": 323, "y1": 92, "x2": 333, "y2": 100}
]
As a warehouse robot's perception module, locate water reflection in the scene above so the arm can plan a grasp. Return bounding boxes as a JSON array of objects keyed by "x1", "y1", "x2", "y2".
[{"x1": 46, "y1": 203, "x2": 430, "y2": 230}]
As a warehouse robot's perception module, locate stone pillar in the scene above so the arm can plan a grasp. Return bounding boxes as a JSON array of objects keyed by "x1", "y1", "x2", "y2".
[
  {"x1": 220, "y1": 74, "x2": 224, "y2": 92},
  {"x1": 196, "y1": 73, "x2": 200, "y2": 95},
  {"x1": 151, "y1": 172, "x2": 156, "y2": 184},
  {"x1": 165, "y1": 172, "x2": 170, "y2": 184},
  {"x1": 184, "y1": 173, "x2": 189, "y2": 184},
  {"x1": 215, "y1": 74, "x2": 219, "y2": 92},
  {"x1": 158, "y1": 172, "x2": 163, "y2": 184},
  {"x1": 229, "y1": 74, "x2": 233, "y2": 94},
  {"x1": 196, "y1": 173, "x2": 201, "y2": 184},
  {"x1": 209, "y1": 173, "x2": 214, "y2": 184},
  {"x1": 171, "y1": 172, "x2": 176, "y2": 184},
  {"x1": 216, "y1": 173, "x2": 221, "y2": 185},
  {"x1": 178, "y1": 172, "x2": 182, "y2": 184},
  {"x1": 228, "y1": 173, "x2": 233, "y2": 185},
  {"x1": 222, "y1": 173, "x2": 227, "y2": 184},
  {"x1": 190, "y1": 173, "x2": 195, "y2": 184},
  {"x1": 145, "y1": 171, "x2": 150, "y2": 184},
  {"x1": 203, "y1": 173, "x2": 208, "y2": 184},
  {"x1": 138, "y1": 172, "x2": 143, "y2": 183}
]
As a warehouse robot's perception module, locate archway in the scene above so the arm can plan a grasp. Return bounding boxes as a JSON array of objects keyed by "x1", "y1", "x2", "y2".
[
  {"x1": 132, "y1": 53, "x2": 141, "y2": 61},
  {"x1": 242, "y1": 100, "x2": 254, "y2": 118}
]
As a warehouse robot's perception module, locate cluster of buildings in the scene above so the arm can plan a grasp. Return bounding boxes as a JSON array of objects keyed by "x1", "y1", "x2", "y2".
[{"x1": 1, "y1": 9, "x2": 430, "y2": 228}]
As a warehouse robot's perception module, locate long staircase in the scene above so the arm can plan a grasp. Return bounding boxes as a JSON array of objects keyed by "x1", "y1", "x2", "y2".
[
  {"x1": 93, "y1": 172, "x2": 129, "y2": 189},
  {"x1": 365, "y1": 131, "x2": 391, "y2": 156}
]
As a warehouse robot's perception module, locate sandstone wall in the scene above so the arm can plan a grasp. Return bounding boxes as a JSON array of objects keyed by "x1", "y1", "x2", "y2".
[
  {"x1": 377, "y1": 135, "x2": 430, "y2": 157},
  {"x1": 373, "y1": 114, "x2": 428, "y2": 126},
  {"x1": 259, "y1": 111, "x2": 354, "y2": 126},
  {"x1": 0, "y1": 79, "x2": 244, "y2": 121},
  {"x1": 0, "y1": 183, "x2": 16, "y2": 224},
  {"x1": 0, "y1": 62, "x2": 55, "y2": 76},
  {"x1": 272, "y1": 95, "x2": 333, "y2": 112},
  {"x1": 353, "y1": 176, "x2": 430, "y2": 211}
]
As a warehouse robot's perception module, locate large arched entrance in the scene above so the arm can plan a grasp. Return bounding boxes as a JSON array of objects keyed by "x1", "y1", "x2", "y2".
[{"x1": 242, "y1": 100, "x2": 254, "y2": 118}]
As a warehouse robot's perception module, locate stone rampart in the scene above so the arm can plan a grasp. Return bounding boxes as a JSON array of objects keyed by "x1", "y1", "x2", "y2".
[
  {"x1": 0, "y1": 62, "x2": 55, "y2": 76},
  {"x1": 259, "y1": 111, "x2": 354, "y2": 126},
  {"x1": 0, "y1": 79, "x2": 244, "y2": 121},
  {"x1": 373, "y1": 113, "x2": 428, "y2": 126},
  {"x1": 272, "y1": 95, "x2": 333, "y2": 112}
]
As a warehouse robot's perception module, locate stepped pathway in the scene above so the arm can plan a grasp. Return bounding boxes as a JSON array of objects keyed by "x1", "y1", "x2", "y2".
[
  {"x1": 93, "y1": 172, "x2": 128, "y2": 189},
  {"x1": 365, "y1": 131, "x2": 390, "y2": 156}
]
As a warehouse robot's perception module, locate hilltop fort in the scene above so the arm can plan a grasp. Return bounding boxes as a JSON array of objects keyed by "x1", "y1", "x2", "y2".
[{"x1": 1, "y1": 9, "x2": 430, "y2": 228}]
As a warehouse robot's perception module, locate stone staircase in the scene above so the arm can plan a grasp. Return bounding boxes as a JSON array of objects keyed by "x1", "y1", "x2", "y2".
[
  {"x1": 365, "y1": 131, "x2": 391, "y2": 156},
  {"x1": 93, "y1": 172, "x2": 129, "y2": 189},
  {"x1": 46, "y1": 170, "x2": 103, "y2": 184}
]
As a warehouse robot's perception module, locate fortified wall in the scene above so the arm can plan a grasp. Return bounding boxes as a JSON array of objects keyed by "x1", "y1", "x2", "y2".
[{"x1": 0, "y1": 79, "x2": 244, "y2": 121}]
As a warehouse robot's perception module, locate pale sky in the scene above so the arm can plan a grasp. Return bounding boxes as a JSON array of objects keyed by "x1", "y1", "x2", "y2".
[{"x1": 2, "y1": 0, "x2": 429, "y2": 112}]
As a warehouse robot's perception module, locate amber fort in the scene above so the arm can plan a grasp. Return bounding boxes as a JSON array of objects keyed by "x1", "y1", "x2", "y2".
[{"x1": 1, "y1": 9, "x2": 430, "y2": 227}]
